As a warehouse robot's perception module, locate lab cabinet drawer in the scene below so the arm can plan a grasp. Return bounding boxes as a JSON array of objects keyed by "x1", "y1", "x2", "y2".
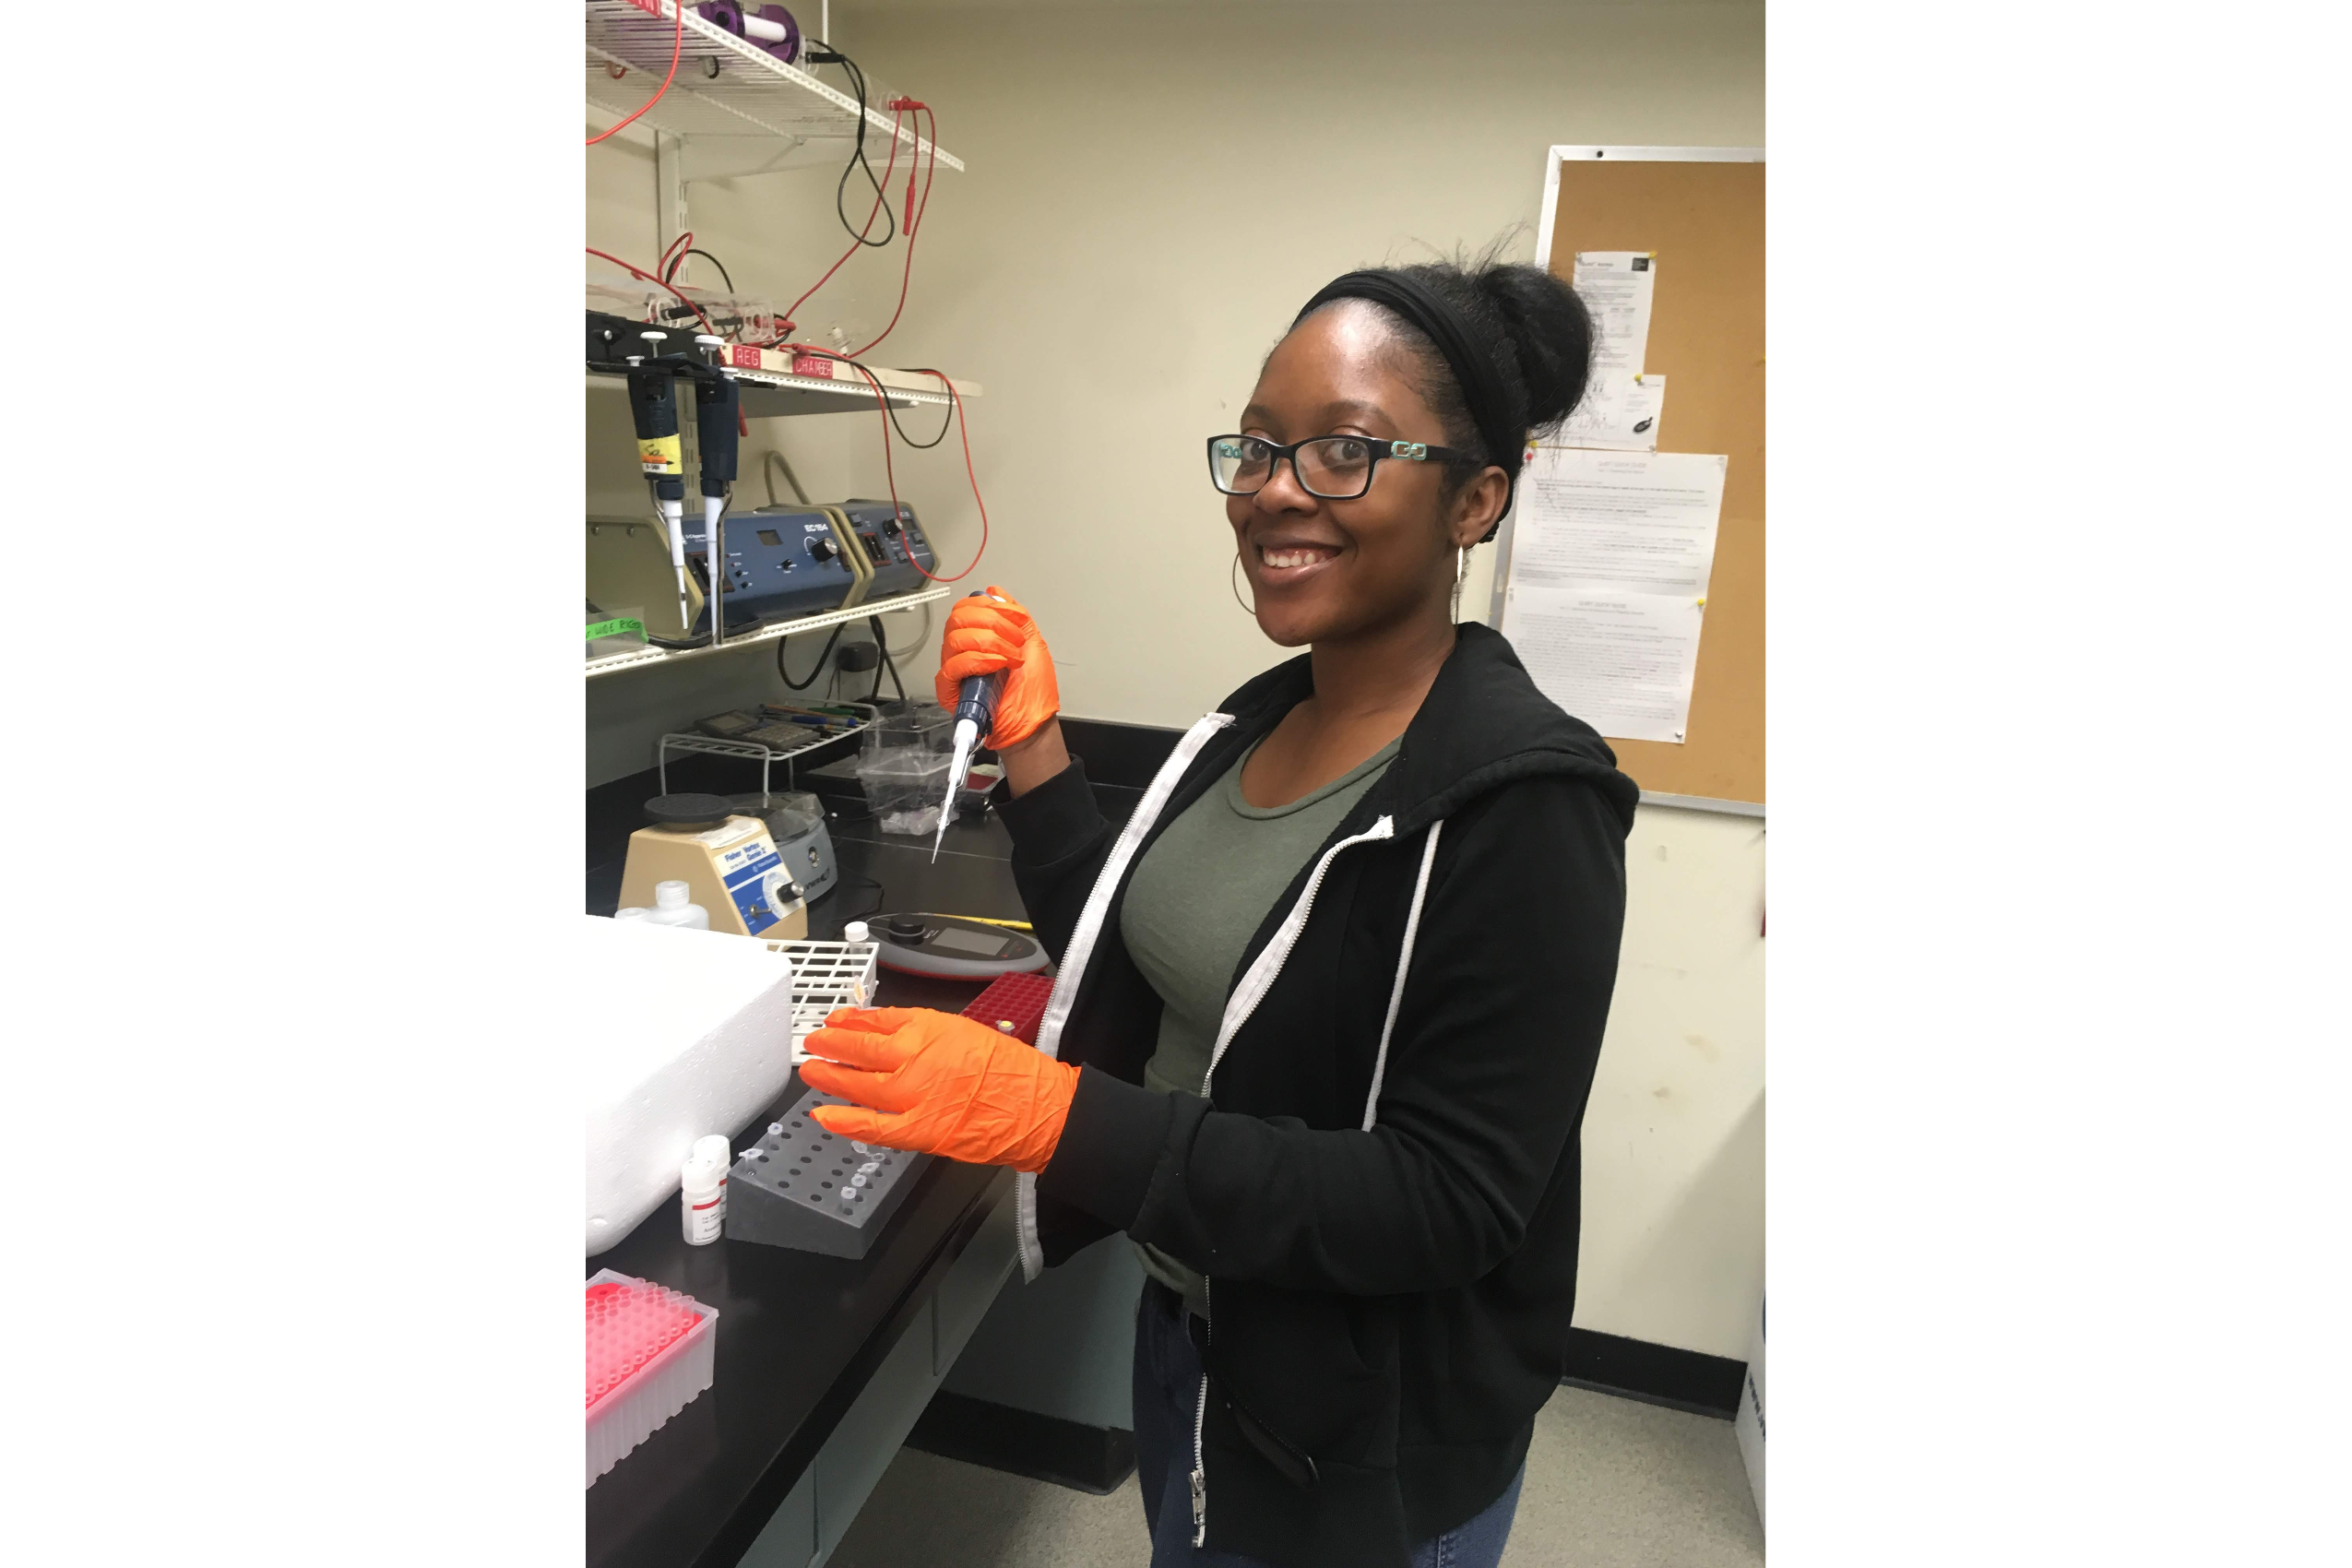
[
  {"x1": 933, "y1": 1194, "x2": 1018, "y2": 1376},
  {"x1": 735, "y1": 1470, "x2": 817, "y2": 1568},
  {"x1": 814, "y1": 1299, "x2": 941, "y2": 1562}
]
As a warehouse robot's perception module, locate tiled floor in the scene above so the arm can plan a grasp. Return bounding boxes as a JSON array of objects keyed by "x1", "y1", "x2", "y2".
[{"x1": 826, "y1": 1384, "x2": 1764, "y2": 1567}]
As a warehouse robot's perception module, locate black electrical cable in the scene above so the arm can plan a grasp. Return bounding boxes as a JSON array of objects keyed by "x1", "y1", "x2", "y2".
[
  {"x1": 868, "y1": 616, "x2": 907, "y2": 703},
  {"x1": 665, "y1": 247, "x2": 737, "y2": 291},
  {"x1": 796, "y1": 345, "x2": 949, "y2": 447},
  {"x1": 804, "y1": 42, "x2": 896, "y2": 249},
  {"x1": 830, "y1": 870, "x2": 887, "y2": 921},
  {"x1": 778, "y1": 622, "x2": 848, "y2": 690},
  {"x1": 883, "y1": 387, "x2": 954, "y2": 448}
]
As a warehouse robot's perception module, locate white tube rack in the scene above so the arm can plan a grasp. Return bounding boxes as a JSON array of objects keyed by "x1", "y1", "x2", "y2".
[{"x1": 760, "y1": 939, "x2": 882, "y2": 1051}]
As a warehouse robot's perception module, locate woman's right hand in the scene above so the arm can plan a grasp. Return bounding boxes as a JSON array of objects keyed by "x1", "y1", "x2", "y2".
[{"x1": 935, "y1": 586, "x2": 1061, "y2": 752}]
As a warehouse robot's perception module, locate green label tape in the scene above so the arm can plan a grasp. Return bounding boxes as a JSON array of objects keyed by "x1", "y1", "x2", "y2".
[{"x1": 586, "y1": 617, "x2": 646, "y2": 641}]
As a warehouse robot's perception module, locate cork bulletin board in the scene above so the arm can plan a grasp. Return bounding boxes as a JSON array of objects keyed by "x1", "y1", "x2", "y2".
[{"x1": 1491, "y1": 147, "x2": 1765, "y2": 809}]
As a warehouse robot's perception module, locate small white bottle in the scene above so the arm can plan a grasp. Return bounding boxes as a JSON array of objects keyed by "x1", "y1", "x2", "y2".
[
  {"x1": 680, "y1": 1152, "x2": 724, "y2": 1245},
  {"x1": 693, "y1": 1134, "x2": 732, "y2": 1224},
  {"x1": 612, "y1": 907, "x2": 652, "y2": 922},
  {"x1": 844, "y1": 920, "x2": 870, "y2": 944},
  {"x1": 644, "y1": 880, "x2": 712, "y2": 930}
]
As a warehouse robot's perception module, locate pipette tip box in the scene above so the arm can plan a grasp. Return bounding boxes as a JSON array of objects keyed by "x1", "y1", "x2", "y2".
[{"x1": 586, "y1": 1269, "x2": 719, "y2": 1488}]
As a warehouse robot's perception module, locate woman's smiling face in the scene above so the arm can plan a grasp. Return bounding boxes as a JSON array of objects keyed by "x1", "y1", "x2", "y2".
[{"x1": 1229, "y1": 302, "x2": 1503, "y2": 648}]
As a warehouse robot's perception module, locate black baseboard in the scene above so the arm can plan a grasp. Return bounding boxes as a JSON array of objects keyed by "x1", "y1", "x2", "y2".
[
  {"x1": 908, "y1": 1333, "x2": 1736, "y2": 1504},
  {"x1": 904, "y1": 1390, "x2": 1136, "y2": 1495},
  {"x1": 1562, "y1": 1327, "x2": 1745, "y2": 1420}
]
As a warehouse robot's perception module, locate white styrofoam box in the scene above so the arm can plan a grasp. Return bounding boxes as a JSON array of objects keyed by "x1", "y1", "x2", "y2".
[
  {"x1": 584, "y1": 916, "x2": 796, "y2": 1255},
  {"x1": 1734, "y1": 1294, "x2": 1765, "y2": 1533}
]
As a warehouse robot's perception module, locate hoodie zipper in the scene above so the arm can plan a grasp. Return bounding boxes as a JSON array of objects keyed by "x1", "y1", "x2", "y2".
[
  {"x1": 1016, "y1": 713, "x2": 1237, "y2": 1285},
  {"x1": 1189, "y1": 815, "x2": 1397, "y2": 1548},
  {"x1": 1190, "y1": 1277, "x2": 1211, "y2": 1546}
]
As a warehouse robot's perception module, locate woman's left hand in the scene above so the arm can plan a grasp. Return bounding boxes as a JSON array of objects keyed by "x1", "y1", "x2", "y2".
[{"x1": 801, "y1": 1006, "x2": 1078, "y2": 1173}]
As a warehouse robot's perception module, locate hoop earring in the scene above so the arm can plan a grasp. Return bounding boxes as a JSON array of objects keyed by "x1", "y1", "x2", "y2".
[{"x1": 1231, "y1": 553, "x2": 1256, "y2": 615}]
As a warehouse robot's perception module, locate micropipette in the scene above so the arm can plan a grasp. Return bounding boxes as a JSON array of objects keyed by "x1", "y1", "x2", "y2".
[
  {"x1": 932, "y1": 592, "x2": 1004, "y2": 863},
  {"x1": 691, "y1": 336, "x2": 740, "y2": 615},
  {"x1": 623, "y1": 333, "x2": 692, "y2": 631}
]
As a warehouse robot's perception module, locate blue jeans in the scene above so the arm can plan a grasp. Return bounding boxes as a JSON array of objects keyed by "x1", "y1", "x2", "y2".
[{"x1": 1133, "y1": 1280, "x2": 1524, "y2": 1568}]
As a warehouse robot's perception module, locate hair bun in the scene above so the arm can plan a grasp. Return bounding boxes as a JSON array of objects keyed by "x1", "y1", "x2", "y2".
[{"x1": 1468, "y1": 262, "x2": 1594, "y2": 435}]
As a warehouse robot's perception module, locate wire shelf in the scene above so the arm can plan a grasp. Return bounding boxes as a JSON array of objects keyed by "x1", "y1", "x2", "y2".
[
  {"x1": 586, "y1": 1, "x2": 961, "y2": 172},
  {"x1": 659, "y1": 703, "x2": 877, "y2": 795},
  {"x1": 584, "y1": 363, "x2": 964, "y2": 420},
  {"x1": 586, "y1": 586, "x2": 948, "y2": 679}
]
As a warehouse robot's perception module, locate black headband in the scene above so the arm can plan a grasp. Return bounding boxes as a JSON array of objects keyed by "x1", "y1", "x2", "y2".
[{"x1": 1294, "y1": 268, "x2": 1523, "y2": 539}]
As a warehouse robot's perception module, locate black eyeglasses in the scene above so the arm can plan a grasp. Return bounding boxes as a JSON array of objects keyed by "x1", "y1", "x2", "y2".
[{"x1": 1206, "y1": 433, "x2": 1474, "y2": 500}]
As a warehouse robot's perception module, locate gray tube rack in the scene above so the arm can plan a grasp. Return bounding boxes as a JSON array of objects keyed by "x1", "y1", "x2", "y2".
[{"x1": 723, "y1": 1087, "x2": 930, "y2": 1258}]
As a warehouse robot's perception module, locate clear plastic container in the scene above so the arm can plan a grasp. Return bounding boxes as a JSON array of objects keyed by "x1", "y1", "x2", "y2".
[
  {"x1": 585, "y1": 276, "x2": 780, "y2": 347},
  {"x1": 730, "y1": 790, "x2": 826, "y2": 845},
  {"x1": 856, "y1": 750, "x2": 953, "y2": 837},
  {"x1": 586, "y1": 1269, "x2": 719, "y2": 1487},
  {"x1": 856, "y1": 707, "x2": 956, "y2": 836}
]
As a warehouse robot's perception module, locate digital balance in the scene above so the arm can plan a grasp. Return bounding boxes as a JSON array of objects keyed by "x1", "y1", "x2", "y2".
[{"x1": 616, "y1": 793, "x2": 808, "y2": 940}]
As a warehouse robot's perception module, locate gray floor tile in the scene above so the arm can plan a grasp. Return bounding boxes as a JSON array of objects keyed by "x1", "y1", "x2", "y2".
[
  {"x1": 826, "y1": 1450, "x2": 1149, "y2": 1567},
  {"x1": 826, "y1": 1384, "x2": 1762, "y2": 1566},
  {"x1": 1500, "y1": 1385, "x2": 1763, "y2": 1567}
]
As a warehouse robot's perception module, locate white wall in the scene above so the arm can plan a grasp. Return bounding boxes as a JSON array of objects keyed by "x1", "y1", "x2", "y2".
[
  {"x1": 1582, "y1": 804, "x2": 1764, "y2": 1355},
  {"x1": 587, "y1": 0, "x2": 1765, "y2": 1358}
]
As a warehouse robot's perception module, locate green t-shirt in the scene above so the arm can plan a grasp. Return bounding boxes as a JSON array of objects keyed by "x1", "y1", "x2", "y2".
[{"x1": 1116, "y1": 733, "x2": 1400, "y2": 1313}]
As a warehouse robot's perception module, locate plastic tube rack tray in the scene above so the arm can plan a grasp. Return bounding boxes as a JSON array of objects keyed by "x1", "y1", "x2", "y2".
[{"x1": 725, "y1": 1092, "x2": 927, "y2": 1259}]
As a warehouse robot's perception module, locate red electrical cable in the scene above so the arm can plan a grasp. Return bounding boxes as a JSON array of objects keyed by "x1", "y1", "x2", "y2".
[
  {"x1": 587, "y1": 1, "x2": 683, "y2": 147},
  {"x1": 658, "y1": 230, "x2": 695, "y2": 282},
  {"x1": 586, "y1": 246, "x2": 719, "y2": 339},
  {"x1": 779, "y1": 346, "x2": 990, "y2": 585},
  {"x1": 849, "y1": 105, "x2": 938, "y2": 359},
  {"x1": 903, "y1": 366, "x2": 992, "y2": 586},
  {"x1": 778, "y1": 107, "x2": 907, "y2": 338}
]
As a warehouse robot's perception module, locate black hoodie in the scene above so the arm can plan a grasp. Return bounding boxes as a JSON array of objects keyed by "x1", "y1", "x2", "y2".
[{"x1": 994, "y1": 622, "x2": 1636, "y2": 1568}]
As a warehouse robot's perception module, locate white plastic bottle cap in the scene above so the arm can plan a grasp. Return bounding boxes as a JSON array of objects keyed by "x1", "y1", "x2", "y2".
[
  {"x1": 613, "y1": 907, "x2": 651, "y2": 921},
  {"x1": 656, "y1": 879, "x2": 692, "y2": 909},
  {"x1": 844, "y1": 920, "x2": 870, "y2": 944},
  {"x1": 693, "y1": 1134, "x2": 731, "y2": 1170}
]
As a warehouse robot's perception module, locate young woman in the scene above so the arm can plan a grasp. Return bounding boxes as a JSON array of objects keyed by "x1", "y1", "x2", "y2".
[{"x1": 802, "y1": 254, "x2": 1636, "y2": 1568}]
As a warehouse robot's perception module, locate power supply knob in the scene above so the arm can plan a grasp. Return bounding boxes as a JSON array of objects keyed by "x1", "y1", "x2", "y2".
[{"x1": 807, "y1": 536, "x2": 837, "y2": 563}]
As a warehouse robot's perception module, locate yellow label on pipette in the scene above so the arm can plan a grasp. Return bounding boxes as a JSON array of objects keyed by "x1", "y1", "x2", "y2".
[{"x1": 637, "y1": 434, "x2": 683, "y2": 475}]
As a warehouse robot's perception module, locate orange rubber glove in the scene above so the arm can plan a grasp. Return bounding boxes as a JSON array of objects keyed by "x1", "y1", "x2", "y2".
[
  {"x1": 799, "y1": 1006, "x2": 1079, "y2": 1173},
  {"x1": 934, "y1": 587, "x2": 1060, "y2": 751}
]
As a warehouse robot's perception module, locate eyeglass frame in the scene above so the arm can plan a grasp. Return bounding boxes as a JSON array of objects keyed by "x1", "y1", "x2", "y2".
[{"x1": 1205, "y1": 433, "x2": 1479, "y2": 500}]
